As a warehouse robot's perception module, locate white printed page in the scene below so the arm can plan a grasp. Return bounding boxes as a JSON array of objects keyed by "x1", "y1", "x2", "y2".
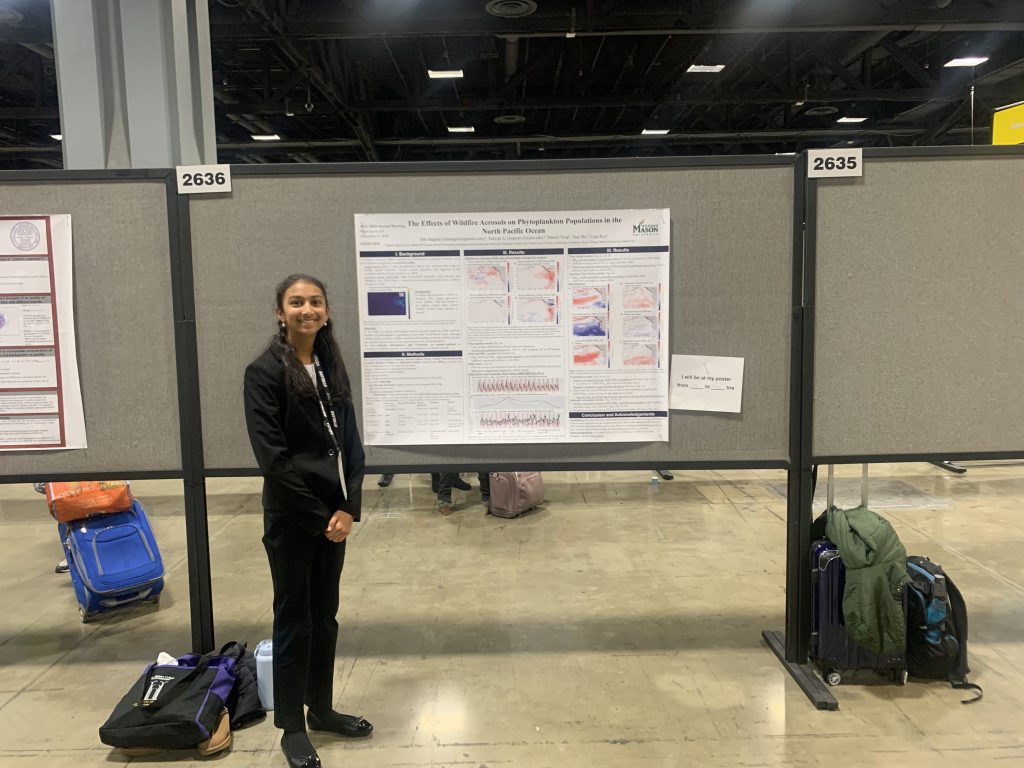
[{"x1": 0, "y1": 215, "x2": 86, "y2": 450}]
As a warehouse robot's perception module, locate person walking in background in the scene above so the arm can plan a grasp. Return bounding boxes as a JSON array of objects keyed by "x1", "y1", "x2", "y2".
[
  {"x1": 244, "y1": 273, "x2": 372, "y2": 768},
  {"x1": 431, "y1": 472, "x2": 491, "y2": 515}
]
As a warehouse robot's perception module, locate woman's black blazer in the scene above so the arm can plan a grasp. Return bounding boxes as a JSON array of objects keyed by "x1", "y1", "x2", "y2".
[{"x1": 244, "y1": 347, "x2": 365, "y2": 536}]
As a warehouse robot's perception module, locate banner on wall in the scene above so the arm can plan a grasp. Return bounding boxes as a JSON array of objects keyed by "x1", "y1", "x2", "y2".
[
  {"x1": 0, "y1": 215, "x2": 86, "y2": 450},
  {"x1": 354, "y1": 209, "x2": 671, "y2": 445},
  {"x1": 992, "y1": 101, "x2": 1024, "y2": 145}
]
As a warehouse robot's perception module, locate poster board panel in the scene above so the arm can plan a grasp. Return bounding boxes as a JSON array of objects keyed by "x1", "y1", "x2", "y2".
[
  {"x1": 0, "y1": 180, "x2": 180, "y2": 476},
  {"x1": 192, "y1": 165, "x2": 794, "y2": 470}
]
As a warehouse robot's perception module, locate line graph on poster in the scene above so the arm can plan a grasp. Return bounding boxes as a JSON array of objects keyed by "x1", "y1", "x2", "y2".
[
  {"x1": 473, "y1": 377, "x2": 562, "y2": 394},
  {"x1": 473, "y1": 411, "x2": 562, "y2": 430}
]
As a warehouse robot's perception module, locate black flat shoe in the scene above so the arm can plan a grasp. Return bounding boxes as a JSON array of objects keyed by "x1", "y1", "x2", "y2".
[
  {"x1": 306, "y1": 710, "x2": 374, "y2": 738},
  {"x1": 281, "y1": 741, "x2": 321, "y2": 768}
]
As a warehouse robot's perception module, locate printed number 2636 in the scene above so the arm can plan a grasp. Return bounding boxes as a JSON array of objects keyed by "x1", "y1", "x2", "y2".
[{"x1": 182, "y1": 171, "x2": 226, "y2": 187}]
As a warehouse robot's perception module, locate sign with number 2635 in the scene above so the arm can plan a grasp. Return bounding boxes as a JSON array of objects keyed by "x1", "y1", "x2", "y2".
[{"x1": 807, "y1": 149, "x2": 863, "y2": 178}]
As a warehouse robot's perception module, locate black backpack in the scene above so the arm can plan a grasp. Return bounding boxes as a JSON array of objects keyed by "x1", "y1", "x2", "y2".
[{"x1": 904, "y1": 556, "x2": 983, "y2": 703}]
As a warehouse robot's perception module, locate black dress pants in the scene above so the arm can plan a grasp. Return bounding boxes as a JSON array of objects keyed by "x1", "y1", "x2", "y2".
[
  {"x1": 432, "y1": 472, "x2": 491, "y2": 503},
  {"x1": 263, "y1": 511, "x2": 347, "y2": 731}
]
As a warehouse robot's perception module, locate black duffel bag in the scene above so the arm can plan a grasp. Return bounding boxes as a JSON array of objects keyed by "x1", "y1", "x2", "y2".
[{"x1": 99, "y1": 649, "x2": 237, "y2": 749}]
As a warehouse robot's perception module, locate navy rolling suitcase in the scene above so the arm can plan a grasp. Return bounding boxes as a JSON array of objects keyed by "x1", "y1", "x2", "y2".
[
  {"x1": 809, "y1": 465, "x2": 906, "y2": 686},
  {"x1": 60, "y1": 500, "x2": 164, "y2": 622}
]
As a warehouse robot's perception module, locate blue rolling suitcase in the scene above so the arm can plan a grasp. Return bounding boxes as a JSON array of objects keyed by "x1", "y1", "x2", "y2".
[
  {"x1": 59, "y1": 500, "x2": 164, "y2": 622},
  {"x1": 810, "y1": 538, "x2": 906, "y2": 686},
  {"x1": 809, "y1": 465, "x2": 905, "y2": 686}
]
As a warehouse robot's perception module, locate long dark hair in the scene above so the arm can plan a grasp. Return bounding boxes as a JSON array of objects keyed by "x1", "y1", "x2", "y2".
[{"x1": 269, "y1": 273, "x2": 352, "y2": 404}]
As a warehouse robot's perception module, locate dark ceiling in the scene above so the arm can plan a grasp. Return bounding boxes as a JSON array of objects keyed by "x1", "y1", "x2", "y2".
[{"x1": 2, "y1": 0, "x2": 1024, "y2": 168}]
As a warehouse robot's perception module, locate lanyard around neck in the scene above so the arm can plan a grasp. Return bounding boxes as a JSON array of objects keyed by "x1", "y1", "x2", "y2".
[{"x1": 311, "y1": 354, "x2": 340, "y2": 451}]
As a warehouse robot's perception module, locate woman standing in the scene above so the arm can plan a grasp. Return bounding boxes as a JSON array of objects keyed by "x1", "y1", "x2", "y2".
[{"x1": 244, "y1": 274, "x2": 372, "y2": 768}]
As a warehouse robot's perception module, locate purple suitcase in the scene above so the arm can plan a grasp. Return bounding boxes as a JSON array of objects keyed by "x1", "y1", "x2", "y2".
[
  {"x1": 488, "y1": 472, "x2": 544, "y2": 518},
  {"x1": 810, "y1": 537, "x2": 906, "y2": 685}
]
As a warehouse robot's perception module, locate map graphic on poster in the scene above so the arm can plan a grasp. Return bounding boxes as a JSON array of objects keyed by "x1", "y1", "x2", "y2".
[
  {"x1": 0, "y1": 215, "x2": 86, "y2": 450},
  {"x1": 355, "y1": 209, "x2": 670, "y2": 445}
]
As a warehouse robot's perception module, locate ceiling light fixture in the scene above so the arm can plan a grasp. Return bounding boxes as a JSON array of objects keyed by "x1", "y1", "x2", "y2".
[
  {"x1": 447, "y1": 126, "x2": 475, "y2": 133},
  {"x1": 641, "y1": 128, "x2": 670, "y2": 135},
  {"x1": 251, "y1": 133, "x2": 281, "y2": 141},
  {"x1": 945, "y1": 56, "x2": 989, "y2": 68},
  {"x1": 428, "y1": 69, "x2": 464, "y2": 79},
  {"x1": 837, "y1": 116, "x2": 868, "y2": 123},
  {"x1": 485, "y1": 0, "x2": 538, "y2": 19},
  {"x1": 687, "y1": 64, "x2": 725, "y2": 73}
]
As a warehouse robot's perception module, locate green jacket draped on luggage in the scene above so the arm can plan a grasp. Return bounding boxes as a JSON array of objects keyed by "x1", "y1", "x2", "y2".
[{"x1": 826, "y1": 505, "x2": 909, "y2": 656}]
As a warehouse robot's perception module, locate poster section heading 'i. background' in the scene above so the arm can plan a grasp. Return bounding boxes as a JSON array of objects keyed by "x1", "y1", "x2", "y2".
[
  {"x1": 0, "y1": 215, "x2": 86, "y2": 450},
  {"x1": 355, "y1": 210, "x2": 670, "y2": 445}
]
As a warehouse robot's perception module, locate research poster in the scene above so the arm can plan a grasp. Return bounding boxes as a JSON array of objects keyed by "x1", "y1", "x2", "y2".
[
  {"x1": 0, "y1": 215, "x2": 86, "y2": 450},
  {"x1": 355, "y1": 209, "x2": 670, "y2": 445}
]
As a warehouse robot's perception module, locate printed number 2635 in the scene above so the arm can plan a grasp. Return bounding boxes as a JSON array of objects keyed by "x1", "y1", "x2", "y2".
[{"x1": 812, "y1": 156, "x2": 858, "y2": 171}]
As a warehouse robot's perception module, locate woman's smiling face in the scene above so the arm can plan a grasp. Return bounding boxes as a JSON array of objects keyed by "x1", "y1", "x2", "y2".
[{"x1": 276, "y1": 280, "x2": 330, "y2": 343}]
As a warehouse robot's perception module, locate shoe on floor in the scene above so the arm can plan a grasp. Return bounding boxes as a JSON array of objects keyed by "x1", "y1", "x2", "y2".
[
  {"x1": 281, "y1": 740, "x2": 321, "y2": 768},
  {"x1": 307, "y1": 709, "x2": 374, "y2": 738},
  {"x1": 438, "y1": 500, "x2": 453, "y2": 516},
  {"x1": 197, "y1": 707, "x2": 232, "y2": 756}
]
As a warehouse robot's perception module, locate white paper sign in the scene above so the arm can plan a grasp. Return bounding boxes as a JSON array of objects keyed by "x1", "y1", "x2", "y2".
[
  {"x1": 670, "y1": 354, "x2": 744, "y2": 413},
  {"x1": 175, "y1": 164, "x2": 232, "y2": 194},
  {"x1": 807, "y1": 148, "x2": 863, "y2": 178}
]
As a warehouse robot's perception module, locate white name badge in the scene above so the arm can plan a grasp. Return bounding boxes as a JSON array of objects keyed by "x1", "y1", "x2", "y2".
[
  {"x1": 175, "y1": 164, "x2": 232, "y2": 194},
  {"x1": 807, "y1": 148, "x2": 863, "y2": 178}
]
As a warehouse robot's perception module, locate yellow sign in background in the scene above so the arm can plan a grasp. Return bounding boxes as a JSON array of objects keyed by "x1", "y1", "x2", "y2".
[{"x1": 992, "y1": 102, "x2": 1024, "y2": 145}]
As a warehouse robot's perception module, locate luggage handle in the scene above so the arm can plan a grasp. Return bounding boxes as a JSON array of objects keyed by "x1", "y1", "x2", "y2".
[
  {"x1": 99, "y1": 588, "x2": 154, "y2": 608},
  {"x1": 138, "y1": 653, "x2": 215, "y2": 711},
  {"x1": 825, "y1": 464, "x2": 870, "y2": 510}
]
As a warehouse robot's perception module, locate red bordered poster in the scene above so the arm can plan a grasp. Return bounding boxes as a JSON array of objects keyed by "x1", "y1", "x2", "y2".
[{"x1": 0, "y1": 215, "x2": 86, "y2": 450}]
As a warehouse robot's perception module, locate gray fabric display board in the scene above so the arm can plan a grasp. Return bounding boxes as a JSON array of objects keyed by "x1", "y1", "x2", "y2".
[
  {"x1": 0, "y1": 180, "x2": 181, "y2": 475},
  {"x1": 190, "y1": 162, "x2": 795, "y2": 471},
  {"x1": 813, "y1": 153, "x2": 1024, "y2": 458}
]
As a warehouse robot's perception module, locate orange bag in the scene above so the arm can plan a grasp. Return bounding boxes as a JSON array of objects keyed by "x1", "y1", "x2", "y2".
[{"x1": 46, "y1": 481, "x2": 134, "y2": 523}]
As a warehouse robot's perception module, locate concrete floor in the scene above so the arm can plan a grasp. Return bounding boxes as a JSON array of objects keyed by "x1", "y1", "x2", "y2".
[{"x1": 1, "y1": 464, "x2": 1022, "y2": 767}]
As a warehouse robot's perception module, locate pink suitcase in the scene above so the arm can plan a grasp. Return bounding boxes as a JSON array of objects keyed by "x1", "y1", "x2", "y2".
[{"x1": 488, "y1": 472, "x2": 544, "y2": 518}]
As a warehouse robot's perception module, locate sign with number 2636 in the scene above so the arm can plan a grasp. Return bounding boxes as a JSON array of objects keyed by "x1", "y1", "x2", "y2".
[
  {"x1": 176, "y1": 164, "x2": 232, "y2": 194},
  {"x1": 807, "y1": 149, "x2": 863, "y2": 178}
]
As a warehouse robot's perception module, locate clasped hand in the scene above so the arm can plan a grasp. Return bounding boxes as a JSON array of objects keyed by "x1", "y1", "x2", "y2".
[{"x1": 325, "y1": 509, "x2": 354, "y2": 542}]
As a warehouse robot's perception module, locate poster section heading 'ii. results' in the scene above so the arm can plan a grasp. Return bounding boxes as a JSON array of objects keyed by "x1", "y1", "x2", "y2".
[{"x1": 354, "y1": 210, "x2": 670, "y2": 446}]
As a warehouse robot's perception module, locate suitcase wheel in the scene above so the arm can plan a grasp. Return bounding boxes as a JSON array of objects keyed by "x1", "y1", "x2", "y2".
[
  {"x1": 79, "y1": 606, "x2": 93, "y2": 623},
  {"x1": 891, "y1": 669, "x2": 908, "y2": 685},
  {"x1": 825, "y1": 670, "x2": 842, "y2": 686}
]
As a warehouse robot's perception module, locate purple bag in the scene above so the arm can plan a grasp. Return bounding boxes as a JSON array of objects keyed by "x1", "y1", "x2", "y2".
[{"x1": 99, "y1": 650, "x2": 237, "y2": 749}]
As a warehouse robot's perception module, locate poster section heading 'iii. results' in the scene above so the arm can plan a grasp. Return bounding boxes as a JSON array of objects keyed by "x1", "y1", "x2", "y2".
[{"x1": 355, "y1": 210, "x2": 670, "y2": 445}]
